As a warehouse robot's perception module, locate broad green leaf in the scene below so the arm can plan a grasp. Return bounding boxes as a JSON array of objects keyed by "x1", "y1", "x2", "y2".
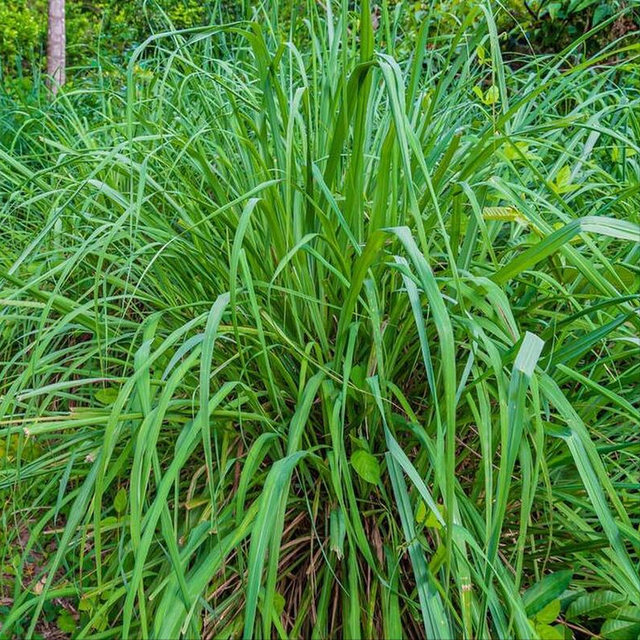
[
  {"x1": 114, "y1": 488, "x2": 128, "y2": 515},
  {"x1": 351, "y1": 449, "x2": 381, "y2": 484},
  {"x1": 611, "y1": 607, "x2": 640, "y2": 623},
  {"x1": 592, "y1": 3, "x2": 612, "y2": 25},
  {"x1": 57, "y1": 610, "x2": 77, "y2": 633},
  {"x1": 100, "y1": 516, "x2": 118, "y2": 527},
  {"x1": 566, "y1": 591, "x2": 628, "y2": 621},
  {"x1": 600, "y1": 618, "x2": 640, "y2": 640},
  {"x1": 95, "y1": 387, "x2": 119, "y2": 405},
  {"x1": 523, "y1": 571, "x2": 573, "y2": 617},
  {"x1": 273, "y1": 592, "x2": 286, "y2": 616}
]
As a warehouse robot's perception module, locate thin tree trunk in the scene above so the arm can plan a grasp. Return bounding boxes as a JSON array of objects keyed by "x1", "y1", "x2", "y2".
[{"x1": 47, "y1": 0, "x2": 66, "y2": 94}]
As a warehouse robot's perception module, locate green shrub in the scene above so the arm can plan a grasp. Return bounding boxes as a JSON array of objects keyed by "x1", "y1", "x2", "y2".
[
  {"x1": 0, "y1": 1, "x2": 43, "y2": 67},
  {"x1": 0, "y1": 2, "x2": 639, "y2": 638},
  {"x1": 0, "y1": 0, "x2": 217, "y2": 81}
]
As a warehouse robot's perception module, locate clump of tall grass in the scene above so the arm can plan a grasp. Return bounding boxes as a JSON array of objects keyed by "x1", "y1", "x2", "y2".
[{"x1": 0, "y1": 2, "x2": 639, "y2": 638}]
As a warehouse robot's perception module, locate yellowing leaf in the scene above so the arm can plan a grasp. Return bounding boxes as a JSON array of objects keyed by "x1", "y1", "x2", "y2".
[
  {"x1": 425, "y1": 505, "x2": 444, "y2": 529},
  {"x1": 536, "y1": 599, "x2": 561, "y2": 624},
  {"x1": 556, "y1": 165, "x2": 571, "y2": 187},
  {"x1": 483, "y1": 85, "x2": 500, "y2": 105},
  {"x1": 611, "y1": 146, "x2": 637, "y2": 162},
  {"x1": 79, "y1": 597, "x2": 95, "y2": 612},
  {"x1": 33, "y1": 576, "x2": 46, "y2": 595},
  {"x1": 505, "y1": 140, "x2": 530, "y2": 161},
  {"x1": 535, "y1": 623, "x2": 564, "y2": 640},
  {"x1": 552, "y1": 165, "x2": 579, "y2": 194},
  {"x1": 185, "y1": 497, "x2": 209, "y2": 510},
  {"x1": 483, "y1": 206, "x2": 528, "y2": 225},
  {"x1": 415, "y1": 501, "x2": 445, "y2": 530},
  {"x1": 473, "y1": 85, "x2": 485, "y2": 101}
]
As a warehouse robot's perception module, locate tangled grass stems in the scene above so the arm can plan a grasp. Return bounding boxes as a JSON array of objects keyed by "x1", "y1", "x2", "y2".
[{"x1": 0, "y1": 2, "x2": 639, "y2": 638}]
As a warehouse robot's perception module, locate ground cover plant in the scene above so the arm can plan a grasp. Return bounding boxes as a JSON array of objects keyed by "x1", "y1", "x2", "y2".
[{"x1": 0, "y1": 1, "x2": 639, "y2": 638}]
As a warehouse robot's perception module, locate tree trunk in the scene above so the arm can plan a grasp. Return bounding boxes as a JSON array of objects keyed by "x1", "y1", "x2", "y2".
[{"x1": 47, "y1": 0, "x2": 65, "y2": 94}]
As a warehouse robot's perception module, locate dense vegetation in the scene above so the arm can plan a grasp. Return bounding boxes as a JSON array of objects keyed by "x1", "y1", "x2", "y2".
[
  {"x1": 1, "y1": 0, "x2": 639, "y2": 89},
  {"x1": 1, "y1": 1, "x2": 639, "y2": 638}
]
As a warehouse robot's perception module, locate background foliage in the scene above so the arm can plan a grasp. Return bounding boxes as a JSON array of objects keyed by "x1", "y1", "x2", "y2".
[{"x1": 1, "y1": 0, "x2": 638, "y2": 86}]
